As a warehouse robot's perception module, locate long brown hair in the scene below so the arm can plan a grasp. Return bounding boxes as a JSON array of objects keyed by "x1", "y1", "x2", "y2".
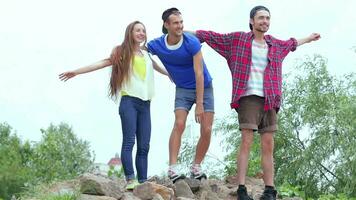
[{"x1": 109, "y1": 21, "x2": 147, "y2": 99}]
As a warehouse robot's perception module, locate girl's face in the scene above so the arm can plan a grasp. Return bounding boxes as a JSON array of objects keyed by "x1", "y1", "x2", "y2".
[{"x1": 132, "y1": 23, "x2": 146, "y2": 44}]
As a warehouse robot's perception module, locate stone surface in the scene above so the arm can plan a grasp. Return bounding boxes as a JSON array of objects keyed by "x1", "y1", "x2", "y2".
[
  {"x1": 183, "y1": 178, "x2": 201, "y2": 192},
  {"x1": 78, "y1": 194, "x2": 117, "y2": 200},
  {"x1": 174, "y1": 179, "x2": 195, "y2": 198},
  {"x1": 27, "y1": 172, "x2": 298, "y2": 200},
  {"x1": 120, "y1": 192, "x2": 141, "y2": 200},
  {"x1": 79, "y1": 173, "x2": 124, "y2": 199},
  {"x1": 133, "y1": 182, "x2": 174, "y2": 200}
]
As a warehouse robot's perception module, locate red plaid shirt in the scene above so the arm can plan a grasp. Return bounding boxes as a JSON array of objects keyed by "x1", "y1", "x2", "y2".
[{"x1": 196, "y1": 30, "x2": 297, "y2": 112}]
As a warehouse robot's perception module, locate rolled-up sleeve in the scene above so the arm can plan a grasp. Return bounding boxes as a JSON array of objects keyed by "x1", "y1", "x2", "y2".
[
  {"x1": 196, "y1": 30, "x2": 233, "y2": 59},
  {"x1": 279, "y1": 38, "x2": 298, "y2": 59}
]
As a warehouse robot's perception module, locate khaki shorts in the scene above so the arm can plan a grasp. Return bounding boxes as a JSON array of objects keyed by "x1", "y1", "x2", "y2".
[{"x1": 235, "y1": 95, "x2": 278, "y2": 133}]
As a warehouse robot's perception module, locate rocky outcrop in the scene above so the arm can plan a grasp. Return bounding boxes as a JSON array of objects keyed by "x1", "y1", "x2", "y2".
[
  {"x1": 26, "y1": 173, "x2": 291, "y2": 200},
  {"x1": 79, "y1": 173, "x2": 125, "y2": 199}
]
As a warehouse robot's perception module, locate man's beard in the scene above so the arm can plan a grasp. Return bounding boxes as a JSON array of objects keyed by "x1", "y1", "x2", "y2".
[{"x1": 255, "y1": 26, "x2": 268, "y2": 33}]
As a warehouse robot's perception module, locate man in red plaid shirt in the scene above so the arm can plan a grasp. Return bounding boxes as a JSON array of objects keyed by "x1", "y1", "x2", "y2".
[{"x1": 191, "y1": 5, "x2": 320, "y2": 200}]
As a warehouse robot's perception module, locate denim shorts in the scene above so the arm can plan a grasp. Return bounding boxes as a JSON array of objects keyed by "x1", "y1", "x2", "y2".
[{"x1": 174, "y1": 83, "x2": 214, "y2": 113}]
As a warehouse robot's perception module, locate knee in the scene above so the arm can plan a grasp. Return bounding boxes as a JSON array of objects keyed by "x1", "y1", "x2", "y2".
[
  {"x1": 137, "y1": 144, "x2": 150, "y2": 156},
  {"x1": 241, "y1": 136, "x2": 254, "y2": 146},
  {"x1": 261, "y1": 138, "x2": 274, "y2": 154},
  {"x1": 240, "y1": 136, "x2": 254, "y2": 150},
  {"x1": 122, "y1": 142, "x2": 135, "y2": 152},
  {"x1": 202, "y1": 125, "x2": 212, "y2": 135},
  {"x1": 173, "y1": 120, "x2": 186, "y2": 134},
  {"x1": 122, "y1": 137, "x2": 135, "y2": 151}
]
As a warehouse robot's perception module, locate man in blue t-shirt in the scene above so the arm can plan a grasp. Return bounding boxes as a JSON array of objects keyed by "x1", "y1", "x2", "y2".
[{"x1": 147, "y1": 8, "x2": 214, "y2": 182}]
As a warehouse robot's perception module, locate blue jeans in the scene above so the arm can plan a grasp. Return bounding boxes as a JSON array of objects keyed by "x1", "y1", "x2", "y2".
[{"x1": 119, "y1": 96, "x2": 151, "y2": 183}]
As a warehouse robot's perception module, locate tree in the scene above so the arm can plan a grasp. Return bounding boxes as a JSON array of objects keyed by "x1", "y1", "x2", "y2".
[
  {"x1": 275, "y1": 55, "x2": 355, "y2": 198},
  {"x1": 31, "y1": 123, "x2": 94, "y2": 183},
  {"x1": 0, "y1": 122, "x2": 33, "y2": 200}
]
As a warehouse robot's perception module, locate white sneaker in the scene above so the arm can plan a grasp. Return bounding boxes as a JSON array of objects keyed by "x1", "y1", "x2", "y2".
[
  {"x1": 190, "y1": 164, "x2": 207, "y2": 180},
  {"x1": 168, "y1": 165, "x2": 186, "y2": 183}
]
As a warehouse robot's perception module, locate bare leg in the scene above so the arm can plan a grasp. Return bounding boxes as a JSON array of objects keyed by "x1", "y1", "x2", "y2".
[
  {"x1": 194, "y1": 112, "x2": 214, "y2": 164},
  {"x1": 261, "y1": 132, "x2": 274, "y2": 186},
  {"x1": 237, "y1": 129, "x2": 254, "y2": 185},
  {"x1": 169, "y1": 110, "x2": 188, "y2": 165}
]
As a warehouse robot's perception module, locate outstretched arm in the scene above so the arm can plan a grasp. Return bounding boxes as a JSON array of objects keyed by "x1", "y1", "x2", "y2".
[
  {"x1": 152, "y1": 59, "x2": 173, "y2": 82},
  {"x1": 195, "y1": 30, "x2": 233, "y2": 59},
  {"x1": 151, "y1": 59, "x2": 169, "y2": 76},
  {"x1": 193, "y1": 50, "x2": 204, "y2": 124},
  {"x1": 297, "y1": 33, "x2": 321, "y2": 46},
  {"x1": 59, "y1": 59, "x2": 112, "y2": 81}
]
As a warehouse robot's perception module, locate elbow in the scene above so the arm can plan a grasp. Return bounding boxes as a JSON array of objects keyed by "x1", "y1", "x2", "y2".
[{"x1": 195, "y1": 72, "x2": 204, "y2": 82}]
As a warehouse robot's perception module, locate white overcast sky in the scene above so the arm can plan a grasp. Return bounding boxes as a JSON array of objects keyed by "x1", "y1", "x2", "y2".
[{"x1": 1, "y1": 0, "x2": 356, "y2": 176}]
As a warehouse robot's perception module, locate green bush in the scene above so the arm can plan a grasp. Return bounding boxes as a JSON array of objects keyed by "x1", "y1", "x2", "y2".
[
  {"x1": 0, "y1": 122, "x2": 94, "y2": 200},
  {"x1": 41, "y1": 193, "x2": 79, "y2": 200},
  {"x1": 31, "y1": 123, "x2": 94, "y2": 184},
  {"x1": 0, "y1": 122, "x2": 33, "y2": 200},
  {"x1": 108, "y1": 165, "x2": 124, "y2": 179}
]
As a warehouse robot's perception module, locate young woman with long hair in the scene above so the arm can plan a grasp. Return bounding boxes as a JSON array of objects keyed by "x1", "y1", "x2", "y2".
[{"x1": 59, "y1": 21, "x2": 169, "y2": 189}]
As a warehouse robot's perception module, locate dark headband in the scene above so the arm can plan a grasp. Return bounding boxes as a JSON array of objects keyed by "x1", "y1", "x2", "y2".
[
  {"x1": 162, "y1": 7, "x2": 181, "y2": 34},
  {"x1": 249, "y1": 5, "x2": 270, "y2": 30}
]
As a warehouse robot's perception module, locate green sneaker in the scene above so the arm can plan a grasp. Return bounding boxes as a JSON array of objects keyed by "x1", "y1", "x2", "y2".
[{"x1": 126, "y1": 179, "x2": 140, "y2": 190}]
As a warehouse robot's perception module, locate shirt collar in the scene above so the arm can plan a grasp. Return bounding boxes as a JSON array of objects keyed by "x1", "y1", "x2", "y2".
[{"x1": 248, "y1": 31, "x2": 272, "y2": 46}]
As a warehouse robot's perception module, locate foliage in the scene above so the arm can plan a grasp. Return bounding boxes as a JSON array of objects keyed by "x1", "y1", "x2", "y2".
[
  {"x1": 20, "y1": 180, "x2": 81, "y2": 200},
  {"x1": 0, "y1": 122, "x2": 94, "y2": 200},
  {"x1": 107, "y1": 165, "x2": 124, "y2": 179},
  {"x1": 317, "y1": 193, "x2": 356, "y2": 200},
  {"x1": 31, "y1": 123, "x2": 94, "y2": 184},
  {"x1": 214, "y1": 113, "x2": 264, "y2": 178},
  {"x1": 40, "y1": 193, "x2": 79, "y2": 200},
  {"x1": 276, "y1": 55, "x2": 355, "y2": 198},
  {"x1": 0, "y1": 122, "x2": 33, "y2": 200},
  {"x1": 278, "y1": 183, "x2": 305, "y2": 198}
]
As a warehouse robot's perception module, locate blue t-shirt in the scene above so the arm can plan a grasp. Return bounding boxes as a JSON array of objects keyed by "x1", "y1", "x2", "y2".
[{"x1": 147, "y1": 32, "x2": 212, "y2": 89}]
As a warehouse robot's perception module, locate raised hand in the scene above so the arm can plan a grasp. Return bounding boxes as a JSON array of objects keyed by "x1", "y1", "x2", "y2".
[{"x1": 308, "y1": 33, "x2": 321, "y2": 42}]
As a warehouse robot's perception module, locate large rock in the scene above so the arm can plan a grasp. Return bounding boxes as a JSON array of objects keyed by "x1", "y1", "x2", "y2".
[
  {"x1": 121, "y1": 192, "x2": 141, "y2": 200},
  {"x1": 133, "y1": 182, "x2": 174, "y2": 200},
  {"x1": 176, "y1": 197, "x2": 195, "y2": 200},
  {"x1": 148, "y1": 175, "x2": 175, "y2": 189},
  {"x1": 183, "y1": 178, "x2": 201, "y2": 192},
  {"x1": 79, "y1": 173, "x2": 124, "y2": 199},
  {"x1": 174, "y1": 179, "x2": 195, "y2": 198},
  {"x1": 226, "y1": 175, "x2": 265, "y2": 199},
  {"x1": 197, "y1": 179, "x2": 222, "y2": 200},
  {"x1": 152, "y1": 194, "x2": 165, "y2": 200},
  {"x1": 78, "y1": 194, "x2": 117, "y2": 200}
]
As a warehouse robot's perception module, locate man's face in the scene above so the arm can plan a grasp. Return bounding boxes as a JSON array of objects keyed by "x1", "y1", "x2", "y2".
[
  {"x1": 250, "y1": 10, "x2": 270, "y2": 33},
  {"x1": 165, "y1": 14, "x2": 184, "y2": 37}
]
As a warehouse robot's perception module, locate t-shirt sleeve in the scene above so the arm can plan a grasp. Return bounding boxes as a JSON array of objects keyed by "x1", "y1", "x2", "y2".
[
  {"x1": 147, "y1": 40, "x2": 156, "y2": 55},
  {"x1": 187, "y1": 34, "x2": 202, "y2": 56}
]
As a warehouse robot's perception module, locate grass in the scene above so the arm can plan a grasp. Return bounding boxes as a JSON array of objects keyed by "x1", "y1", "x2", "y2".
[{"x1": 19, "y1": 180, "x2": 81, "y2": 200}]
